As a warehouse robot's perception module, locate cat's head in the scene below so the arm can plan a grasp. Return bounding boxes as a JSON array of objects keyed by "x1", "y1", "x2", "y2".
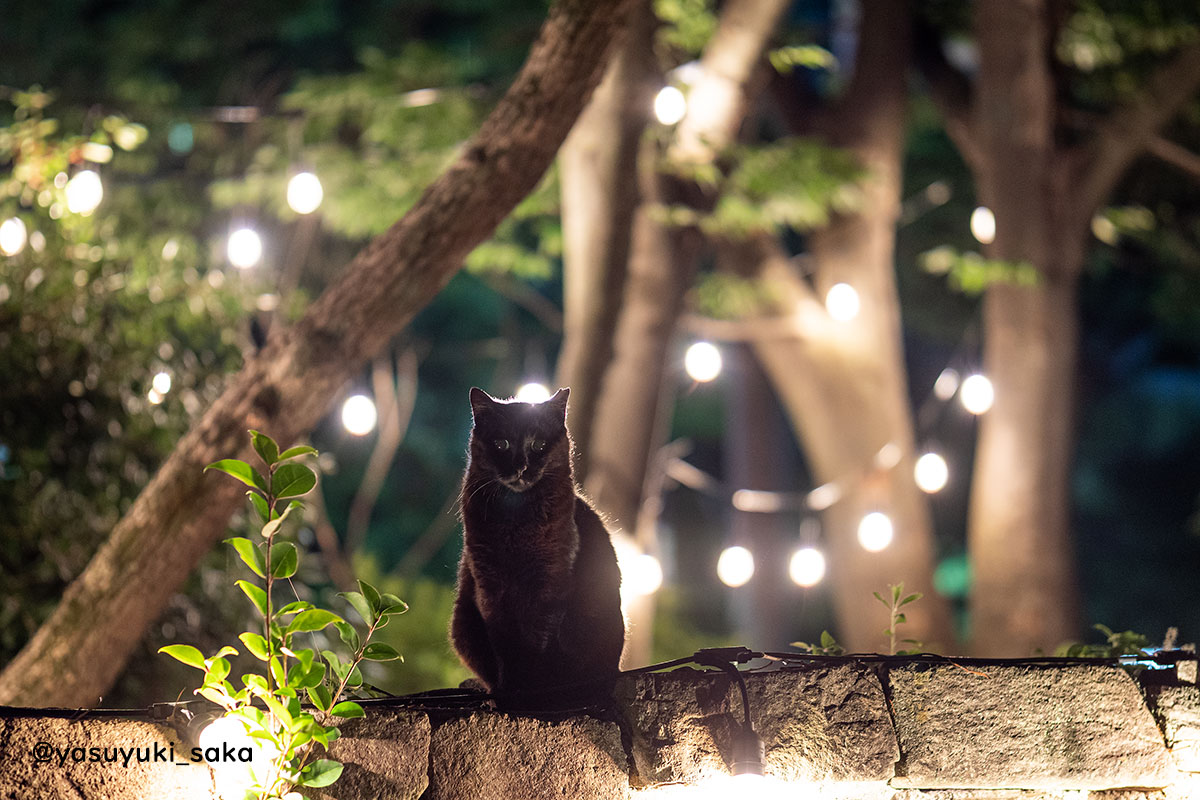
[{"x1": 468, "y1": 387, "x2": 570, "y2": 493}]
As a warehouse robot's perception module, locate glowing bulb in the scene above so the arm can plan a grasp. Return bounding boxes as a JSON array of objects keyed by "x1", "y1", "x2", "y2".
[
  {"x1": 227, "y1": 227, "x2": 263, "y2": 269},
  {"x1": 515, "y1": 382, "x2": 551, "y2": 403},
  {"x1": 152, "y1": 371, "x2": 172, "y2": 395},
  {"x1": 684, "y1": 341, "x2": 722, "y2": 382},
  {"x1": 717, "y1": 546, "x2": 754, "y2": 588},
  {"x1": 970, "y1": 206, "x2": 996, "y2": 244},
  {"x1": 914, "y1": 451, "x2": 949, "y2": 493},
  {"x1": 65, "y1": 170, "x2": 103, "y2": 215},
  {"x1": 932, "y1": 368, "x2": 960, "y2": 401},
  {"x1": 341, "y1": 394, "x2": 377, "y2": 435},
  {"x1": 286, "y1": 171, "x2": 323, "y2": 214},
  {"x1": 789, "y1": 547, "x2": 826, "y2": 587},
  {"x1": 653, "y1": 86, "x2": 687, "y2": 125},
  {"x1": 824, "y1": 282, "x2": 860, "y2": 321},
  {"x1": 0, "y1": 218, "x2": 27, "y2": 256},
  {"x1": 857, "y1": 512, "x2": 893, "y2": 552},
  {"x1": 198, "y1": 716, "x2": 279, "y2": 800},
  {"x1": 623, "y1": 553, "x2": 663, "y2": 597},
  {"x1": 960, "y1": 373, "x2": 994, "y2": 415}
]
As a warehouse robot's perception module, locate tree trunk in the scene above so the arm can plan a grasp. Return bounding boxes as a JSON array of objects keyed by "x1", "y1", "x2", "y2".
[
  {"x1": 556, "y1": 0, "x2": 656, "y2": 472},
  {"x1": 965, "y1": 0, "x2": 1083, "y2": 655},
  {"x1": 747, "y1": 0, "x2": 954, "y2": 651},
  {"x1": 584, "y1": 0, "x2": 791, "y2": 668},
  {"x1": 0, "y1": 0, "x2": 635, "y2": 708}
]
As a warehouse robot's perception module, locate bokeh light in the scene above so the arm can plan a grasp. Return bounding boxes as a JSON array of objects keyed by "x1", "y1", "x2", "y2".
[
  {"x1": 65, "y1": 170, "x2": 103, "y2": 215},
  {"x1": 960, "y1": 373, "x2": 995, "y2": 415},
  {"x1": 227, "y1": 227, "x2": 263, "y2": 269},
  {"x1": 286, "y1": 171, "x2": 324, "y2": 215},
  {"x1": 717, "y1": 545, "x2": 755, "y2": 588},
  {"x1": 341, "y1": 394, "x2": 378, "y2": 436},
  {"x1": 914, "y1": 451, "x2": 949, "y2": 493},
  {"x1": 857, "y1": 511, "x2": 894, "y2": 552},
  {"x1": 824, "y1": 282, "x2": 860, "y2": 322},
  {"x1": 515, "y1": 382, "x2": 551, "y2": 403},
  {"x1": 970, "y1": 206, "x2": 996, "y2": 244},
  {"x1": 788, "y1": 547, "x2": 826, "y2": 587},
  {"x1": 653, "y1": 86, "x2": 687, "y2": 125},
  {"x1": 0, "y1": 218, "x2": 27, "y2": 256},
  {"x1": 684, "y1": 341, "x2": 722, "y2": 382}
]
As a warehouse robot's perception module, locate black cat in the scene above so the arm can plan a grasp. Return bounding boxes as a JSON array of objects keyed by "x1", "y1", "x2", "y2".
[{"x1": 450, "y1": 387, "x2": 625, "y2": 710}]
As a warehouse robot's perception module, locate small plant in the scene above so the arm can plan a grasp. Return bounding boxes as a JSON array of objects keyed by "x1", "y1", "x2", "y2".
[
  {"x1": 1056, "y1": 624, "x2": 1151, "y2": 658},
  {"x1": 876, "y1": 582, "x2": 923, "y2": 655},
  {"x1": 160, "y1": 431, "x2": 406, "y2": 800},
  {"x1": 791, "y1": 630, "x2": 845, "y2": 656}
]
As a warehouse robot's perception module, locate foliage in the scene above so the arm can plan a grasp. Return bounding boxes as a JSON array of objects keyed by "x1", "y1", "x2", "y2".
[
  {"x1": 0, "y1": 89, "x2": 254, "y2": 667},
  {"x1": 691, "y1": 273, "x2": 782, "y2": 320},
  {"x1": 1056, "y1": 623, "x2": 1151, "y2": 658},
  {"x1": 791, "y1": 630, "x2": 845, "y2": 656},
  {"x1": 875, "y1": 583, "x2": 923, "y2": 655},
  {"x1": 654, "y1": 0, "x2": 717, "y2": 57},
  {"x1": 769, "y1": 45, "x2": 838, "y2": 74},
  {"x1": 919, "y1": 245, "x2": 1039, "y2": 295},
  {"x1": 704, "y1": 138, "x2": 865, "y2": 237},
  {"x1": 162, "y1": 432, "x2": 406, "y2": 800}
]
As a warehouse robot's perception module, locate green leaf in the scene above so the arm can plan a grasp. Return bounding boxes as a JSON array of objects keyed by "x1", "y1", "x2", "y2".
[
  {"x1": 278, "y1": 445, "x2": 318, "y2": 461},
  {"x1": 238, "y1": 631, "x2": 270, "y2": 661},
  {"x1": 287, "y1": 609, "x2": 343, "y2": 634},
  {"x1": 820, "y1": 630, "x2": 836, "y2": 649},
  {"x1": 236, "y1": 580, "x2": 268, "y2": 617},
  {"x1": 379, "y1": 593, "x2": 408, "y2": 614},
  {"x1": 872, "y1": 591, "x2": 885, "y2": 605},
  {"x1": 298, "y1": 759, "x2": 343, "y2": 788},
  {"x1": 289, "y1": 661, "x2": 326, "y2": 690},
  {"x1": 334, "y1": 621, "x2": 360, "y2": 651},
  {"x1": 247, "y1": 491, "x2": 270, "y2": 523},
  {"x1": 206, "y1": 657, "x2": 232, "y2": 683},
  {"x1": 272, "y1": 463, "x2": 317, "y2": 499},
  {"x1": 205, "y1": 459, "x2": 268, "y2": 493},
  {"x1": 198, "y1": 687, "x2": 228, "y2": 706},
  {"x1": 226, "y1": 538, "x2": 266, "y2": 578},
  {"x1": 330, "y1": 701, "x2": 365, "y2": 719},
  {"x1": 158, "y1": 644, "x2": 205, "y2": 670},
  {"x1": 270, "y1": 541, "x2": 298, "y2": 578},
  {"x1": 339, "y1": 591, "x2": 374, "y2": 626},
  {"x1": 358, "y1": 580, "x2": 381, "y2": 614},
  {"x1": 249, "y1": 430, "x2": 279, "y2": 466},
  {"x1": 901, "y1": 593, "x2": 923, "y2": 607},
  {"x1": 278, "y1": 600, "x2": 315, "y2": 615},
  {"x1": 362, "y1": 642, "x2": 402, "y2": 662},
  {"x1": 307, "y1": 684, "x2": 333, "y2": 712},
  {"x1": 212, "y1": 645, "x2": 238, "y2": 660},
  {"x1": 261, "y1": 502, "x2": 299, "y2": 540}
]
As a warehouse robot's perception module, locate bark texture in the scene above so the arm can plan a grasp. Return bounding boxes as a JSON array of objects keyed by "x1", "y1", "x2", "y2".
[
  {"x1": 749, "y1": 0, "x2": 953, "y2": 651},
  {"x1": 555, "y1": 0, "x2": 656, "y2": 472},
  {"x1": 0, "y1": 0, "x2": 636, "y2": 707},
  {"x1": 964, "y1": 0, "x2": 1200, "y2": 655}
]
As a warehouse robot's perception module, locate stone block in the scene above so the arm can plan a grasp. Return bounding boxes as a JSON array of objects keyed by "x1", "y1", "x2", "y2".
[
  {"x1": 0, "y1": 714, "x2": 215, "y2": 800},
  {"x1": 616, "y1": 664, "x2": 897, "y2": 785},
  {"x1": 316, "y1": 709, "x2": 430, "y2": 800},
  {"x1": 1142, "y1": 680, "x2": 1200, "y2": 773},
  {"x1": 427, "y1": 711, "x2": 629, "y2": 800},
  {"x1": 888, "y1": 665, "x2": 1174, "y2": 790}
]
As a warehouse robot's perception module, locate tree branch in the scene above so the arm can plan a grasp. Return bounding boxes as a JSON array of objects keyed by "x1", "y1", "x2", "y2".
[
  {"x1": 0, "y1": 0, "x2": 636, "y2": 708},
  {"x1": 1146, "y1": 134, "x2": 1200, "y2": 183},
  {"x1": 1077, "y1": 41, "x2": 1200, "y2": 220},
  {"x1": 912, "y1": 17, "x2": 980, "y2": 169}
]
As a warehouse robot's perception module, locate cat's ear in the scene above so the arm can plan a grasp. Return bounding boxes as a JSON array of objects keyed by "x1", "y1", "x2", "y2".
[
  {"x1": 546, "y1": 387, "x2": 569, "y2": 419},
  {"x1": 469, "y1": 387, "x2": 496, "y2": 418}
]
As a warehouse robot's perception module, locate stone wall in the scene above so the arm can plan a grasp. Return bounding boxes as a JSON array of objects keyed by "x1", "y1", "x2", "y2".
[{"x1": 1, "y1": 661, "x2": 1197, "y2": 800}]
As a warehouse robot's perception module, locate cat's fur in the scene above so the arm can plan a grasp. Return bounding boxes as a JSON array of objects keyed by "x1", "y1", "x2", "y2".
[{"x1": 450, "y1": 387, "x2": 625, "y2": 710}]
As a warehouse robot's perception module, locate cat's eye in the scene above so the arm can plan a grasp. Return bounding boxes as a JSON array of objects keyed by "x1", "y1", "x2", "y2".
[
  {"x1": 531, "y1": 439, "x2": 547, "y2": 453},
  {"x1": 493, "y1": 439, "x2": 510, "y2": 451}
]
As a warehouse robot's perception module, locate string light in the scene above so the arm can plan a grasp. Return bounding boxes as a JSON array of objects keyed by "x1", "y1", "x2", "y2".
[
  {"x1": 970, "y1": 206, "x2": 996, "y2": 244},
  {"x1": 717, "y1": 546, "x2": 755, "y2": 588},
  {"x1": 341, "y1": 394, "x2": 377, "y2": 436},
  {"x1": 65, "y1": 170, "x2": 103, "y2": 215},
  {"x1": 960, "y1": 373, "x2": 994, "y2": 415},
  {"x1": 653, "y1": 86, "x2": 687, "y2": 125},
  {"x1": 824, "y1": 282, "x2": 860, "y2": 322},
  {"x1": 515, "y1": 382, "x2": 551, "y2": 403},
  {"x1": 0, "y1": 218, "x2": 27, "y2": 256},
  {"x1": 914, "y1": 451, "x2": 949, "y2": 493},
  {"x1": 227, "y1": 227, "x2": 263, "y2": 269},
  {"x1": 788, "y1": 547, "x2": 826, "y2": 587},
  {"x1": 684, "y1": 341, "x2": 722, "y2": 382},
  {"x1": 857, "y1": 511, "x2": 893, "y2": 552},
  {"x1": 286, "y1": 171, "x2": 323, "y2": 215}
]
